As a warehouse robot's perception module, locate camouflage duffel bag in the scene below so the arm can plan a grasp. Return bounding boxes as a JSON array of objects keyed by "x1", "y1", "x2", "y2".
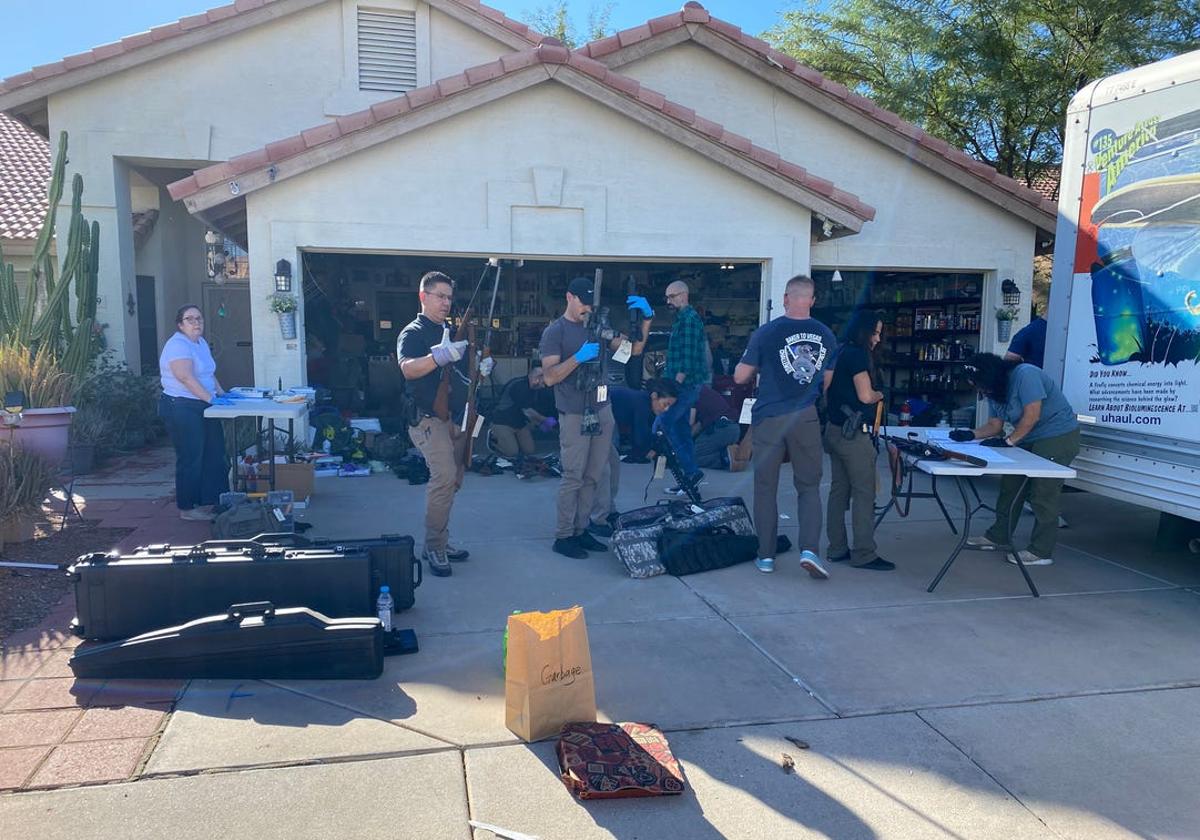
[{"x1": 611, "y1": 497, "x2": 753, "y2": 579}]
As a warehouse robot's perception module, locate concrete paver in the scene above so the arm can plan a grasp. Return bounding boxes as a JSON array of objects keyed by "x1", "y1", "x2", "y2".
[
  {"x1": 0, "y1": 709, "x2": 82, "y2": 748},
  {"x1": 145, "y1": 679, "x2": 450, "y2": 774},
  {"x1": 466, "y1": 716, "x2": 1053, "y2": 840},
  {"x1": 738, "y1": 589, "x2": 1200, "y2": 715},
  {"x1": 0, "y1": 746, "x2": 50, "y2": 790},
  {"x1": 28, "y1": 737, "x2": 149, "y2": 787},
  {"x1": 0, "y1": 753, "x2": 470, "y2": 840},
  {"x1": 922, "y1": 687, "x2": 1200, "y2": 839}
]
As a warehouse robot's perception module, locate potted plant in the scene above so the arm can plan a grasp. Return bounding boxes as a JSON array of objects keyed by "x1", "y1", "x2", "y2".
[
  {"x1": 0, "y1": 444, "x2": 57, "y2": 545},
  {"x1": 995, "y1": 306, "x2": 1018, "y2": 343},
  {"x1": 0, "y1": 340, "x2": 77, "y2": 465},
  {"x1": 67, "y1": 403, "x2": 113, "y2": 474},
  {"x1": 269, "y1": 293, "x2": 299, "y2": 340}
]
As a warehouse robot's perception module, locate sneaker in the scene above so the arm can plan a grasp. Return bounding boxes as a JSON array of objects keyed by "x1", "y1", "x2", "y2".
[
  {"x1": 1008, "y1": 550, "x2": 1053, "y2": 566},
  {"x1": 179, "y1": 508, "x2": 213, "y2": 522},
  {"x1": 852, "y1": 557, "x2": 896, "y2": 571},
  {"x1": 755, "y1": 556, "x2": 775, "y2": 573},
  {"x1": 445, "y1": 545, "x2": 470, "y2": 562},
  {"x1": 553, "y1": 537, "x2": 588, "y2": 559},
  {"x1": 575, "y1": 531, "x2": 608, "y2": 552},
  {"x1": 966, "y1": 536, "x2": 1000, "y2": 550},
  {"x1": 798, "y1": 550, "x2": 830, "y2": 580},
  {"x1": 424, "y1": 549, "x2": 452, "y2": 577},
  {"x1": 587, "y1": 521, "x2": 613, "y2": 538},
  {"x1": 663, "y1": 479, "x2": 709, "y2": 497}
]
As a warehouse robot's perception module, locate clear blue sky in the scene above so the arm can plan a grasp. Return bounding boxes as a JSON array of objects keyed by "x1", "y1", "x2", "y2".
[{"x1": 0, "y1": 1, "x2": 795, "y2": 80}]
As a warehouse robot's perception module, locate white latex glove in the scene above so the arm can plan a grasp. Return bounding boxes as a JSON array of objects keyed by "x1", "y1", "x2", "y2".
[
  {"x1": 431, "y1": 331, "x2": 468, "y2": 367},
  {"x1": 479, "y1": 357, "x2": 496, "y2": 378}
]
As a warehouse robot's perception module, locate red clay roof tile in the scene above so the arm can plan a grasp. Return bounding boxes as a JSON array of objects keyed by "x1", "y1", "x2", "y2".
[
  {"x1": 369, "y1": 97, "x2": 412, "y2": 122},
  {"x1": 0, "y1": 113, "x2": 50, "y2": 240},
  {"x1": 583, "y1": 35, "x2": 622, "y2": 58},
  {"x1": 647, "y1": 14, "x2": 684, "y2": 36},
  {"x1": 265, "y1": 135, "x2": 307, "y2": 162},
  {"x1": 335, "y1": 109, "x2": 376, "y2": 135},
  {"x1": 663, "y1": 101, "x2": 696, "y2": 124},
  {"x1": 617, "y1": 24, "x2": 654, "y2": 48},
  {"x1": 465, "y1": 58, "x2": 506, "y2": 85},
  {"x1": 681, "y1": 3, "x2": 711, "y2": 24},
  {"x1": 437, "y1": 73, "x2": 472, "y2": 96},
  {"x1": 301, "y1": 122, "x2": 341, "y2": 148}
]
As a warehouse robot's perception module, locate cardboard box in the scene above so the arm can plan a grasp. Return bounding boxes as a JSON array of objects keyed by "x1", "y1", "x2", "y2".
[{"x1": 253, "y1": 462, "x2": 315, "y2": 501}]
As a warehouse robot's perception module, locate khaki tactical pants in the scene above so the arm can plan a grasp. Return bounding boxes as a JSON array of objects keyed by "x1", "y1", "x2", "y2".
[
  {"x1": 752, "y1": 406, "x2": 823, "y2": 558},
  {"x1": 411, "y1": 416, "x2": 467, "y2": 553},
  {"x1": 986, "y1": 427, "x2": 1080, "y2": 558},
  {"x1": 823, "y1": 424, "x2": 879, "y2": 564},
  {"x1": 557, "y1": 406, "x2": 615, "y2": 539},
  {"x1": 490, "y1": 423, "x2": 535, "y2": 459}
]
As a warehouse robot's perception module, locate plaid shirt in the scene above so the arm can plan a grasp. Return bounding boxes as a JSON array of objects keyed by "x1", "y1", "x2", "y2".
[{"x1": 665, "y1": 305, "x2": 710, "y2": 385}]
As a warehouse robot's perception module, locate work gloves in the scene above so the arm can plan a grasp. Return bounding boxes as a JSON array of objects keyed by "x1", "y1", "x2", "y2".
[
  {"x1": 627, "y1": 295, "x2": 654, "y2": 318},
  {"x1": 539, "y1": 417, "x2": 558, "y2": 433},
  {"x1": 574, "y1": 342, "x2": 600, "y2": 363},
  {"x1": 949, "y1": 428, "x2": 975, "y2": 442},
  {"x1": 431, "y1": 332, "x2": 469, "y2": 367},
  {"x1": 210, "y1": 395, "x2": 235, "y2": 406},
  {"x1": 980, "y1": 437, "x2": 1012, "y2": 447}
]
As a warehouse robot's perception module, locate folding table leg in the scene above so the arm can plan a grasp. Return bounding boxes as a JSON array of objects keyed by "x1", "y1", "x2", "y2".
[
  {"x1": 1002, "y1": 476, "x2": 1039, "y2": 597},
  {"x1": 930, "y1": 475, "x2": 959, "y2": 535},
  {"x1": 927, "y1": 475, "x2": 973, "y2": 592}
]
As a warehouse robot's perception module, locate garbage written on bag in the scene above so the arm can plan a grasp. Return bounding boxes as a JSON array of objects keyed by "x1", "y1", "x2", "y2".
[{"x1": 504, "y1": 606, "x2": 597, "y2": 742}]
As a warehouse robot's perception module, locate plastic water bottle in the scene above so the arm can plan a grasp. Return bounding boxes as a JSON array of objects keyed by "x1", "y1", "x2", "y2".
[
  {"x1": 376, "y1": 586, "x2": 394, "y2": 633},
  {"x1": 502, "y1": 609, "x2": 522, "y2": 673}
]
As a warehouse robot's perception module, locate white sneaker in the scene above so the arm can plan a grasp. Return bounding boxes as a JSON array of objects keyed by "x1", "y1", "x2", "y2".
[
  {"x1": 1008, "y1": 550, "x2": 1053, "y2": 566},
  {"x1": 966, "y1": 536, "x2": 999, "y2": 550}
]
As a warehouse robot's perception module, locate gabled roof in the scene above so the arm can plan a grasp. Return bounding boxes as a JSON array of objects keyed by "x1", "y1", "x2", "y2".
[
  {"x1": 577, "y1": 2, "x2": 1057, "y2": 235},
  {"x1": 0, "y1": 0, "x2": 543, "y2": 127},
  {"x1": 0, "y1": 113, "x2": 50, "y2": 241},
  {"x1": 168, "y1": 43, "x2": 875, "y2": 238}
]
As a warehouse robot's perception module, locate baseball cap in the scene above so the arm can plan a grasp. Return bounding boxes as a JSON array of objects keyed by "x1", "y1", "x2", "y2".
[{"x1": 567, "y1": 275, "x2": 595, "y2": 300}]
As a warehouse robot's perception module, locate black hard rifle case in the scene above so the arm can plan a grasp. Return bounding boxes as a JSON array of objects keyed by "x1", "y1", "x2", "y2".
[
  {"x1": 68, "y1": 602, "x2": 384, "y2": 680},
  {"x1": 70, "y1": 541, "x2": 375, "y2": 641}
]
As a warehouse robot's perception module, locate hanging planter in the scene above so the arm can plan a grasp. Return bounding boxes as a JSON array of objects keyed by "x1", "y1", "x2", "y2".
[
  {"x1": 996, "y1": 307, "x2": 1017, "y2": 343},
  {"x1": 277, "y1": 311, "x2": 297, "y2": 340},
  {"x1": 269, "y1": 292, "x2": 298, "y2": 340}
]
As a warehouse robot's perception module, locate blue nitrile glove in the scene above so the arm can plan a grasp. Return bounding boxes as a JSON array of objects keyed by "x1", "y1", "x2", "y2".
[
  {"x1": 539, "y1": 417, "x2": 558, "y2": 433},
  {"x1": 949, "y1": 428, "x2": 975, "y2": 442},
  {"x1": 574, "y1": 342, "x2": 600, "y2": 363},
  {"x1": 980, "y1": 437, "x2": 1011, "y2": 447},
  {"x1": 224, "y1": 391, "x2": 248, "y2": 400},
  {"x1": 627, "y1": 295, "x2": 654, "y2": 318},
  {"x1": 211, "y1": 395, "x2": 235, "y2": 406}
]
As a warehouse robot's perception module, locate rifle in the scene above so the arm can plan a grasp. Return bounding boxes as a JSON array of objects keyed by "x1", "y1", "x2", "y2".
[
  {"x1": 461, "y1": 259, "x2": 506, "y2": 466},
  {"x1": 882, "y1": 433, "x2": 987, "y2": 468},
  {"x1": 579, "y1": 267, "x2": 613, "y2": 437},
  {"x1": 432, "y1": 262, "x2": 494, "y2": 422},
  {"x1": 649, "y1": 428, "x2": 704, "y2": 505}
]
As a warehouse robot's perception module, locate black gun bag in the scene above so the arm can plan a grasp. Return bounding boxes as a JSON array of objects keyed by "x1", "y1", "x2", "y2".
[
  {"x1": 69, "y1": 542, "x2": 375, "y2": 641},
  {"x1": 68, "y1": 602, "x2": 384, "y2": 680},
  {"x1": 241, "y1": 533, "x2": 421, "y2": 611}
]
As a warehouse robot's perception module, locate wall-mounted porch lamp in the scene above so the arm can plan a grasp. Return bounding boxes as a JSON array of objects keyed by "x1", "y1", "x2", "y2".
[
  {"x1": 1001, "y1": 278, "x2": 1021, "y2": 308},
  {"x1": 274, "y1": 259, "x2": 293, "y2": 293}
]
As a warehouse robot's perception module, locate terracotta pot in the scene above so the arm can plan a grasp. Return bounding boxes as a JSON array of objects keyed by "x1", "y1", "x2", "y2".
[{"x1": 6, "y1": 406, "x2": 76, "y2": 466}]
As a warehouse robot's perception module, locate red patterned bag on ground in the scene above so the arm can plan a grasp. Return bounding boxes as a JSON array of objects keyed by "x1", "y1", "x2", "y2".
[{"x1": 556, "y1": 722, "x2": 686, "y2": 800}]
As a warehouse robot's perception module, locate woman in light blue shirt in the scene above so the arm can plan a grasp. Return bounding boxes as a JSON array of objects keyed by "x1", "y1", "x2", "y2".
[{"x1": 158, "y1": 304, "x2": 229, "y2": 521}]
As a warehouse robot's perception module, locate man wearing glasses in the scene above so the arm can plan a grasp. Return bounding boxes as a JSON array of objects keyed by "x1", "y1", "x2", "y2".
[
  {"x1": 659, "y1": 281, "x2": 711, "y2": 494},
  {"x1": 398, "y1": 271, "x2": 476, "y2": 578}
]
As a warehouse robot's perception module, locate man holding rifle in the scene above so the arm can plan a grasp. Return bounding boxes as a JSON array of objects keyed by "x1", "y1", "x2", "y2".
[
  {"x1": 540, "y1": 274, "x2": 629, "y2": 559},
  {"x1": 398, "y1": 271, "x2": 489, "y2": 578}
]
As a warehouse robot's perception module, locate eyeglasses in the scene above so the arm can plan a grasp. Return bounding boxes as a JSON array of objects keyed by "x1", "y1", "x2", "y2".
[
  {"x1": 665, "y1": 292, "x2": 684, "y2": 300},
  {"x1": 424, "y1": 291, "x2": 454, "y2": 302}
]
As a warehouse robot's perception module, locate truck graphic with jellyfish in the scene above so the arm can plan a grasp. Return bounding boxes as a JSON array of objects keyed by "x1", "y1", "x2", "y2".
[{"x1": 1046, "y1": 50, "x2": 1200, "y2": 520}]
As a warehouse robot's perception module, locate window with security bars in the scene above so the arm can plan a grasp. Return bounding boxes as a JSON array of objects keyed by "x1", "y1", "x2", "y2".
[{"x1": 357, "y1": 7, "x2": 418, "y2": 93}]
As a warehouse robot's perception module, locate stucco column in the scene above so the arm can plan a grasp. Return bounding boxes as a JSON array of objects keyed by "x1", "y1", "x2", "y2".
[{"x1": 247, "y1": 212, "x2": 305, "y2": 388}]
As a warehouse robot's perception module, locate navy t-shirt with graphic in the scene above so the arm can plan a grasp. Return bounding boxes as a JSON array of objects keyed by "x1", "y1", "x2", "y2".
[{"x1": 740, "y1": 316, "x2": 837, "y2": 423}]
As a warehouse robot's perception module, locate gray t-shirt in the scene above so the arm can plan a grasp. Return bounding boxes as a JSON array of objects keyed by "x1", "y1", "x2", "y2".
[
  {"x1": 988, "y1": 364, "x2": 1078, "y2": 442},
  {"x1": 539, "y1": 316, "x2": 608, "y2": 415}
]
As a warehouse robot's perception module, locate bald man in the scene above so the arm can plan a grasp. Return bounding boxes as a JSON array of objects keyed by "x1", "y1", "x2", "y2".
[{"x1": 658, "y1": 280, "x2": 712, "y2": 492}]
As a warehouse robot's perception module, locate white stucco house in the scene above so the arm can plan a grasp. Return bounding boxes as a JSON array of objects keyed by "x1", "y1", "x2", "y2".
[{"x1": 0, "y1": 0, "x2": 1055, "y2": 419}]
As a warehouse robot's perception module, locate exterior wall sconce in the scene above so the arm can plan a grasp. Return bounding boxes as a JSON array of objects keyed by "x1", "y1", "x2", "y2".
[
  {"x1": 275, "y1": 259, "x2": 293, "y2": 293},
  {"x1": 1001, "y1": 278, "x2": 1021, "y2": 308}
]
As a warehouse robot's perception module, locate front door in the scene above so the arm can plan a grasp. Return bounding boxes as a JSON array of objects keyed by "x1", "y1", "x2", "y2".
[{"x1": 202, "y1": 283, "x2": 254, "y2": 388}]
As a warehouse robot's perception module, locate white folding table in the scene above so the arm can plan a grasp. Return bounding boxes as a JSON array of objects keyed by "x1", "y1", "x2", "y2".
[
  {"x1": 203, "y1": 399, "x2": 308, "y2": 492},
  {"x1": 898, "y1": 431, "x2": 1077, "y2": 597}
]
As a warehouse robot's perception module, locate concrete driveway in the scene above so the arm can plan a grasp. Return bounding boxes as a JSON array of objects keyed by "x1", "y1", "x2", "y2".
[{"x1": 3, "y1": 461, "x2": 1199, "y2": 839}]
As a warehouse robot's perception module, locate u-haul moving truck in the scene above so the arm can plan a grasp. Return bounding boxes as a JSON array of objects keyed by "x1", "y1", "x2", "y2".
[{"x1": 1044, "y1": 50, "x2": 1200, "y2": 522}]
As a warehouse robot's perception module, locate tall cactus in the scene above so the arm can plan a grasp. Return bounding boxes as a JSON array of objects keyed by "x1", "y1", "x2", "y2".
[{"x1": 0, "y1": 130, "x2": 102, "y2": 382}]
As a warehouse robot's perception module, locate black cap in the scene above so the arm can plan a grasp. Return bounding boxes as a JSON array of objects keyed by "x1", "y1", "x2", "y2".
[{"x1": 567, "y1": 275, "x2": 594, "y2": 300}]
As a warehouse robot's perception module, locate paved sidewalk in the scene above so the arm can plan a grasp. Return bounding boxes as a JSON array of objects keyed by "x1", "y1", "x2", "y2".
[{"x1": 2, "y1": 454, "x2": 1199, "y2": 838}]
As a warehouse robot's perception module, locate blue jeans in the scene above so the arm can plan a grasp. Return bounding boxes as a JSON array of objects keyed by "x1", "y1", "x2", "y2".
[
  {"x1": 654, "y1": 383, "x2": 700, "y2": 478},
  {"x1": 159, "y1": 394, "x2": 229, "y2": 510}
]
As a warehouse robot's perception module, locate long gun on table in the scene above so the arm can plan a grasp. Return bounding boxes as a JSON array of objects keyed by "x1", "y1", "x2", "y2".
[{"x1": 881, "y1": 434, "x2": 988, "y2": 468}]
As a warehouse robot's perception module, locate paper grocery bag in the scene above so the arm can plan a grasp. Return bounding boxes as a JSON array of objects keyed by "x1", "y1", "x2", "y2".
[{"x1": 504, "y1": 606, "x2": 597, "y2": 742}]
